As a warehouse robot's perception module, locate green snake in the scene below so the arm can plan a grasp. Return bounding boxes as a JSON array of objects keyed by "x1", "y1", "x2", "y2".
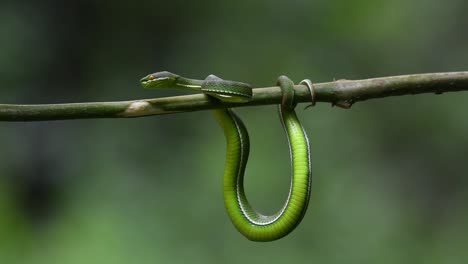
[{"x1": 140, "y1": 72, "x2": 312, "y2": 241}]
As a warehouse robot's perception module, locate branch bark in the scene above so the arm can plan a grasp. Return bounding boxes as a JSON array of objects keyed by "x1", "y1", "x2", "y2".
[{"x1": 1, "y1": 71, "x2": 467, "y2": 121}]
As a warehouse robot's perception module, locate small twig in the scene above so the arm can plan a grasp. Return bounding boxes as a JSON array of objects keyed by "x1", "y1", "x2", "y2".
[{"x1": 0, "y1": 72, "x2": 467, "y2": 121}]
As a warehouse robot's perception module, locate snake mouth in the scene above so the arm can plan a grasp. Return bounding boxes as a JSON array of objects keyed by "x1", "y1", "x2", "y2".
[
  {"x1": 140, "y1": 76, "x2": 169, "y2": 85},
  {"x1": 139, "y1": 76, "x2": 149, "y2": 85}
]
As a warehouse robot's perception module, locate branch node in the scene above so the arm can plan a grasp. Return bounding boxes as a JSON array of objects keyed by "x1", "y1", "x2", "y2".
[
  {"x1": 123, "y1": 101, "x2": 152, "y2": 116},
  {"x1": 332, "y1": 100, "x2": 353, "y2": 109}
]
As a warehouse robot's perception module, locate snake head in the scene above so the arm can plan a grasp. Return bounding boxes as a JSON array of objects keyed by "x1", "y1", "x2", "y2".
[{"x1": 140, "y1": 71, "x2": 179, "y2": 89}]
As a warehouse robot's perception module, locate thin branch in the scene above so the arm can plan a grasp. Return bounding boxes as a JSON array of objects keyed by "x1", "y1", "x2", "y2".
[{"x1": 1, "y1": 71, "x2": 467, "y2": 121}]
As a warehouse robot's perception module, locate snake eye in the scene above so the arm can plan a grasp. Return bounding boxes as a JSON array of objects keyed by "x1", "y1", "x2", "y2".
[{"x1": 148, "y1": 75, "x2": 155, "y2": 80}]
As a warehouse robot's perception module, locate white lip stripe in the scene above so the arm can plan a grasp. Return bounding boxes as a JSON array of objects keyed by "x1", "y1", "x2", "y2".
[
  {"x1": 142, "y1": 77, "x2": 169, "y2": 84},
  {"x1": 176, "y1": 83, "x2": 201, "y2": 88}
]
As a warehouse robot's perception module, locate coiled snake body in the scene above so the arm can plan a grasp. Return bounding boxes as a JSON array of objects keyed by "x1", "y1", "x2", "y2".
[{"x1": 140, "y1": 72, "x2": 312, "y2": 241}]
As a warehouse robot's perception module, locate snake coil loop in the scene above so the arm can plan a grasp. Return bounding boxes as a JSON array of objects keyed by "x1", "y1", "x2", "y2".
[
  {"x1": 300, "y1": 79, "x2": 316, "y2": 109},
  {"x1": 277, "y1": 75, "x2": 296, "y2": 110}
]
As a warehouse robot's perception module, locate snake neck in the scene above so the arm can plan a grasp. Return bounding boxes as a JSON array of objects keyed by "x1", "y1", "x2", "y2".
[{"x1": 174, "y1": 77, "x2": 204, "y2": 91}]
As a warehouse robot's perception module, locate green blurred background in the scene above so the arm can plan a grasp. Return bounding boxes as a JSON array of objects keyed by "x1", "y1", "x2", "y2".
[{"x1": 1, "y1": 0, "x2": 468, "y2": 263}]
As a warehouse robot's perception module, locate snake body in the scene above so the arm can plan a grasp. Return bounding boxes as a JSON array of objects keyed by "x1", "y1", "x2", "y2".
[{"x1": 140, "y1": 72, "x2": 312, "y2": 241}]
